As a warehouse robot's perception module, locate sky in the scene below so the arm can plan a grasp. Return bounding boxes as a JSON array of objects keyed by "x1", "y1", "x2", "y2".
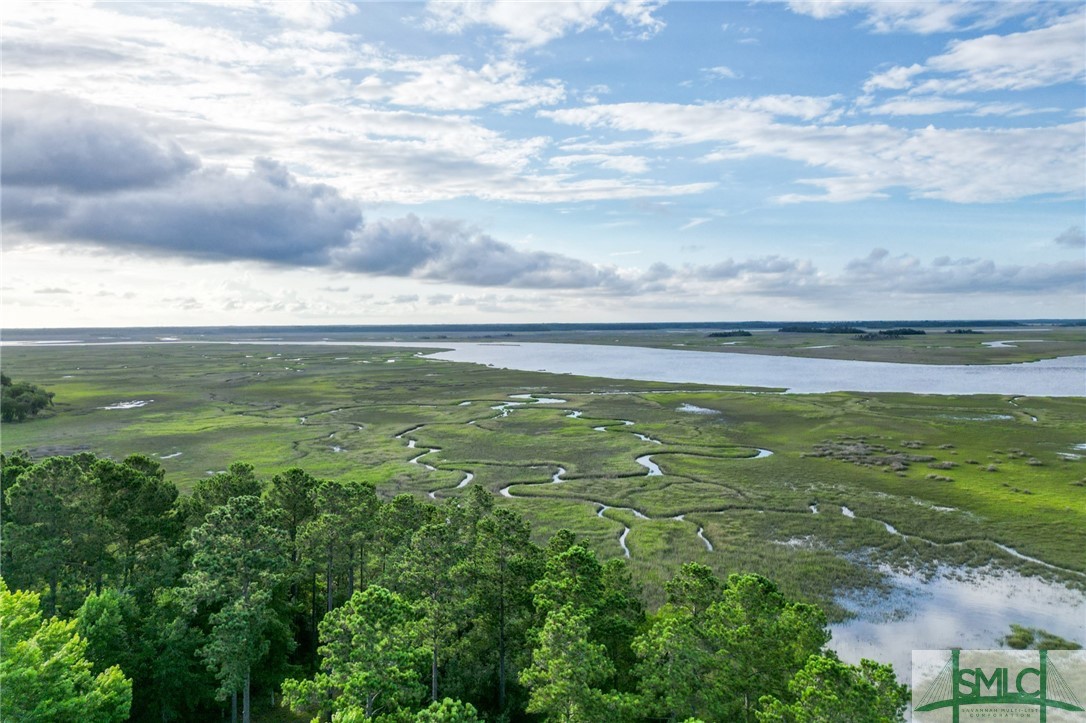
[{"x1": 2, "y1": 0, "x2": 1084, "y2": 328}]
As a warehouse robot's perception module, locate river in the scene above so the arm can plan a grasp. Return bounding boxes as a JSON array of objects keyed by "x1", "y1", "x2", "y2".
[
  {"x1": 6, "y1": 338, "x2": 1083, "y2": 396},
  {"x1": 415, "y1": 342, "x2": 1086, "y2": 396}
]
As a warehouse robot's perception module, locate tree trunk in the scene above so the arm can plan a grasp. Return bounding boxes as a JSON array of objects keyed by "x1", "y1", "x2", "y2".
[
  {"x1": 231, "y1": 691, "x2": 238, "y2": 723},
  {"x1": 311, "y1": 572, "x2": 319, "y2": 653},
  {"x1": 289, "y1": 531, "x2": 299, "y2": 602},
  {"x1": 326, "y1": 545, "x2": 334, "y2": 612},
  {"x1": 242, "y1": 666, "x2": 251, "y2": 723},
  {"x1": 498, "y1": 558, "x2": 507, "y2": 712},
  {"x1": 48, "y1": 570, "x2": 58, "y2": 618},
  {"x1": 348, "y1": 546, "x2": 355, "y2": 596},
  {"x1": 358, "y1": 541, "x2": 366, "y2": 588},
  {"x1": 431, "y1": 643, "x2": 438, "y2": 702}
]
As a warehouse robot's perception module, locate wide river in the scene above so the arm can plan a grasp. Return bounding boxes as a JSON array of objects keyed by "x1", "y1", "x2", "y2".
[
  {"x1": 6, "y1": 338, "x2": 1085, "y2": 395},
  {"x1": 378, "y1": 341, "x2": 1086, "y2": 396}
]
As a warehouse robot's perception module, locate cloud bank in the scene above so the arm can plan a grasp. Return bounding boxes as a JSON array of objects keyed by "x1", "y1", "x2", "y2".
[{"x1": 4, "y1": 90, "x2": 1080, "y2": 306}]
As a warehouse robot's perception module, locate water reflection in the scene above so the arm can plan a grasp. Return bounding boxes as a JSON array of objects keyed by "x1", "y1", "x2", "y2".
[{"x1": 829, "y1": 564, "x2": 1086, "y2": 679}]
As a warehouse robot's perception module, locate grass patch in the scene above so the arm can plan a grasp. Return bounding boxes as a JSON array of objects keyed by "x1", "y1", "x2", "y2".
[{"x1": 3, "y1": 342, "x2": 1084, "y2": 619}]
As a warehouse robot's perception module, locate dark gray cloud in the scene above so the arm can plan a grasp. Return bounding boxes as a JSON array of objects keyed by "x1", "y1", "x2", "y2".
[
  {"x1": 332, "y1": 214, "x2": 627, "y2": 289},
  {"x1": 2, "y1": 91, "x2": 198, "y2": 192},
  {"x1": 1055, "y1": 225, "x2": 1085, "y2": 248},
  {"x1": 330, "y1": 215, "x2": 451, "y2": 276},
  {"x1": 2, "y1": 97, "x2": 627, "y2": 289},
  {"x1": 5, "y1": 157, "x2": 363, "y2": 266},
  {"x1": 420, "y1": 233, "x2": 616, "y2": 288}
]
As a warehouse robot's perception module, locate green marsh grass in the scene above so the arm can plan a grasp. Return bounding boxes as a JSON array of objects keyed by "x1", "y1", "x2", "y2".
[{"x1": 2, "y1": 342, "x2": 1083, "y2": 618}]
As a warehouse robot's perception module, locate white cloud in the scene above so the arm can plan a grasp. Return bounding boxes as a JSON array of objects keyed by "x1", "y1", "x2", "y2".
[
  {"x1": 678, "y1": 218, "x2": 710, "y2": 231},
  {"x1": 704, "y1": 65, "x2": 740, "y2": 80},
  {"x1": 865, "y1": 95, "x2": 1056, "y2": 118},
  {"x1": 542, "y1": 96, "x2": 841, "y2": 141},
  {"x1": 844, "y1": 248, "x2": 1085, "y2": 294},
  {"x1": 546, "y1": 98, "x2": 1085, "y2": 204},
  {"x1": 0, "y1": 3, "x2": 701, "y2": 206},
  {"x1": 611, "y1": 0, "x2": 667, "y2": 38},
  {"x1": 423, "y1": 0, "x2": 665, "y2": 49},
  {"x1": 787, "y1": 1, "x2": 1042, "y2": 35},
  {"x1": 549, "y1": 153, "x2": 650, "y2": 174},
  {"x1": 866, "y1": 96, "x2": 976, "y2": 116},
  {"x1": 258, "y1": 0, "x2": 358, "y2": 29},
  {"x1": 860, "y1": 12, "x2": 1085, "y2": 102},
  {"x1": 360, "y1": 56, "x2": 566, "y2": 111},
  {"x1": 863, "y1": 64, "x2": 925, "y2": 93},
  {"x1": 919, "y1": 13, "x2": 1086, "y2": 93}
]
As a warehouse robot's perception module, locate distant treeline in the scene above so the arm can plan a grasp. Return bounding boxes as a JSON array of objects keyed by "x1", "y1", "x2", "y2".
[
  {"x1": 779, "y1": 325, "x2": 865, "y2": 334},
  {"x1": 15, "y1": 318, "x2": 1082, "y2": 343},
  {"x1": 1, "y1": 451, "x2": 908, "y2": 723},
  {"x1": 852, "y1": 329, "x2": 926, "y2": 341},
  {"x1": 706, "y1": 330, "x2": 753, "y2": 338}
]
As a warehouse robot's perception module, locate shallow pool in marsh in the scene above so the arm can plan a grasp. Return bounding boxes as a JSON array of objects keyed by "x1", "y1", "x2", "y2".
[{"x1": 829, "y1": 564, "x2": 1086, "y2": 679}]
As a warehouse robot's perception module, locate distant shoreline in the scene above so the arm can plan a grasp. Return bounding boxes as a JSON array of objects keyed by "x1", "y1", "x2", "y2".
[{"x1": 3, "y1": 319, "x2": 1084, "y2": 338}]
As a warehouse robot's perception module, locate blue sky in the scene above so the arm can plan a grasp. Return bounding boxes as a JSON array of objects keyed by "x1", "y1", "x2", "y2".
[{"x1": 3, "y1": 0, "x2": 1084, "y2": 327}]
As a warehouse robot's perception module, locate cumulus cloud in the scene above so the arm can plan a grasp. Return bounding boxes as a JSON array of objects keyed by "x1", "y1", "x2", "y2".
[
  {"x1": 692, "y1": 256, "x2": 816, "y2": 281},
  {"x1": 260, "y1": 0, "x2": 358, "y2": 29},
  {"x1": 863, "y1": 64, "x2": 925, "y2": 93},
  {"x1": 844, "y1": 248, "x2": 1085, "y2": 294},
  {"x1": 615, "y1": 247, "x2": 1085, "y2": 304},
  {"x1": 860, "y1": 12, "x2": 1085, "y2": 103},
  {"x1": 919, "y1": 13, "x2": 1086, "y2": 93},
  {"x1": 5, "y1": 157, "x2": 362, "y2": 266},
  {"x1": 332, "y1": 215, "x2": 628, "y2": 289},
  {"x1": 0, "y1": 93, "x2": 701, "y2": 293},
  {"x1": 1054, "y1": 226, "x2": 1085, "y2": 248},
  {"x1": 2, "y1": 91, "x2": 198, "y2": 192},
  {"x1": 704, "y1": 65, "x2": 740, "y2": 80},
  {"x1": 0, "y1": 6, "x2": 692, "y2": 206}
]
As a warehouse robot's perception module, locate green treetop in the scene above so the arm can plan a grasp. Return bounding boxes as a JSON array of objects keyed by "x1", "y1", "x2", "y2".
[
  {"x1": 282, "y1": 585, "x2": 428, "y2": 721},
  {"x1": 0, "y1": 579, "x2": 132, "y2": 722}
]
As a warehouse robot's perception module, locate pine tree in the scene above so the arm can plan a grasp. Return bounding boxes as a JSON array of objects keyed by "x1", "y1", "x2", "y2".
[
  {"x1": 281, "y1": 586, "x2": 428, "y2": 721},
  {"x1": 182, "y1": 495, "x2": 289, "y2": 723}
]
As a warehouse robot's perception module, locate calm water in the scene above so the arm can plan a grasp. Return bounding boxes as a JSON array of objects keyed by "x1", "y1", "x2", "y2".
[
  {"x1": 7, "y1": 338, "x2": 1084, "y2": 396},
  {"x1": 830, "y1": 565, "x2": 1086, "y2": 679},
  {"x1": 409, "y1": 342, "x2": 1086, "y2": 396}
]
